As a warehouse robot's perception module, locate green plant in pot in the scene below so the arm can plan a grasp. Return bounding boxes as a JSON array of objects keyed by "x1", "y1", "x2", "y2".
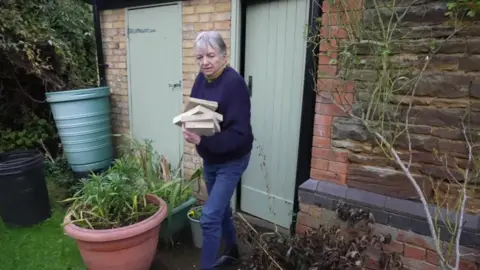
[
  {"x1": 153, "y1": 156, "x2": 202, "y2": 243},
  {"x1": 119, "y1": 136, "x2": 202, "y2": 244},
  {"x1": 61, "y1": 156, "x2": 168, "y2": 270}
]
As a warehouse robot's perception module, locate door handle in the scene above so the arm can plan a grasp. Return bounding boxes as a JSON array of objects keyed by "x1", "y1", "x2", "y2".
[
  {"x1": 247, "y1": 76, "x2": 252, "y2": 97},
  {"x1": 169, "y1": 80, "x2": 182, "y2": 91}
]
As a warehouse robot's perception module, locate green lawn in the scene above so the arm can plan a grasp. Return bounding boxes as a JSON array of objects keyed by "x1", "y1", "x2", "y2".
[{"x1": 0, "y1": 178, "x2": 86, "y2": 270}]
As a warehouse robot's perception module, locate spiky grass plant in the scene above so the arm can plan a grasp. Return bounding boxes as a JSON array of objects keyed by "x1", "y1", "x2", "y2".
[
  {"x1": 62, "y1": 157, "x2": 159, "y2": 230},
  {"x1": 118, "y1": 135, "x2": 202, "y2": 210}
]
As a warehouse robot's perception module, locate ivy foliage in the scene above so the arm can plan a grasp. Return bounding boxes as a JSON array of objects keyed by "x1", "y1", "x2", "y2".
[
  {"x1": 0, "y1": 107, "x2": 55, "y2": 152},
  {"x1": 0, "y1": 0, "x2": 98, "y2": 152},
  {"x1": 446, "y1": 0, "x2": 480, "y2": 17},
  {"x1": 0, "y1": 0, "x2": 98, "y2": 90}
]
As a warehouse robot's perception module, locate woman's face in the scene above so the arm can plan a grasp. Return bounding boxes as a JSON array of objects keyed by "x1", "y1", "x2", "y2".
[{"x1": 195, "y1": 45, "x2": 226, "y2": 76}]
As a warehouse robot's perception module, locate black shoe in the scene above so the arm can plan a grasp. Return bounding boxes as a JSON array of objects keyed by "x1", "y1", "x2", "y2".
[{"x1": 213, "y1": 245, "x2": 240, "y2": 268}]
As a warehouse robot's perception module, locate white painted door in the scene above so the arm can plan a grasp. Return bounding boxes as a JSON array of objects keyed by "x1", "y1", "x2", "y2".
[
  {"x1": 240, "y1": 0, "x2": 310, "y2": 228},
  {"x1": 127, "y1": 4, "x2": 183, "y2": 164}
]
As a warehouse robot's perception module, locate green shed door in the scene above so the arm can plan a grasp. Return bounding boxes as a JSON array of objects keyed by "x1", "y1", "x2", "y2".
[
  {"x1": 127, "y1": 4, "x2": 183, "y2": 163},
  {"x1": 240, "y1": 0, "x2": 309, "y2": 229}
]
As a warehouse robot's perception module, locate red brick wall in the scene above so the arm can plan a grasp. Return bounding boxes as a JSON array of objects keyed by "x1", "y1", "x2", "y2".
[{"x1": 311, "y1": 0, "x2": 360, "y2": 185}]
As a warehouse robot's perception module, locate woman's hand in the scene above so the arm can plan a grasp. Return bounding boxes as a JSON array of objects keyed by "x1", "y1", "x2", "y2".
[{"x1": 182, "y1": 124, "x2": 201, "y2": 145}]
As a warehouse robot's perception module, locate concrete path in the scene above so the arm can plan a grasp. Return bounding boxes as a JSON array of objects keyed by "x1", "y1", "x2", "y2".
[{"x1": 151, "y1": 226, "x2": 249, "y2": 270}]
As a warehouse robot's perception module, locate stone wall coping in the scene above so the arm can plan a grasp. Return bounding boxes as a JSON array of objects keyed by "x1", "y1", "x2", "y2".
[{"x1": 299, "y1": 179, "x2": 480, "y2": 249}]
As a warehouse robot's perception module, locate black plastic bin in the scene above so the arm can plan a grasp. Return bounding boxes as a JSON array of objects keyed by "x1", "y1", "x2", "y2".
[{"x1": 0, "y1": 150, "x2": 51, "y2": 227}]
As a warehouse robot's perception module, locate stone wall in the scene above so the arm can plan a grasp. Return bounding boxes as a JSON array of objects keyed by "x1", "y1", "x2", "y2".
[
  {"x1": 312, "y1": 0, "x2": 480, "y2": 208},
  {"x1": 303, "y1": 0, "x2": 480, "y2": 268}
]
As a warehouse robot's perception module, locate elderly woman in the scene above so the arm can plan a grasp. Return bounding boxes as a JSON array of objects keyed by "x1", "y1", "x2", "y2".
[{"x1": 182, "y1": 31, "x2": 254, "y2": 269}]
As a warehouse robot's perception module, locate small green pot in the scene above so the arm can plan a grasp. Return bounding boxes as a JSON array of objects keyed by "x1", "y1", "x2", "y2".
[
  {"x1": 187, "y1": 205, "x2": 203, "y2": 249},
  {"x1": 159, "y1": 197, "x2": 197, "y2": 243}
]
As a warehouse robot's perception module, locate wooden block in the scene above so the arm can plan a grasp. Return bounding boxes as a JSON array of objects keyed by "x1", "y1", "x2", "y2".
[
  {"x1": 213, "y1": 118, "x2": 221, "y2": 133},
  {"x1": 173, "y1": 105, "x2": 223, "y2": 126},
  {"x1": 181, "y1": 113, "x2": 223, "y2": 123},
  {"x1": 173, "y1": 108, "x2": 198, "y2": 126},
  {"x1": 193, "y1": 105, "x2": 223, "y2": 121},
  {"x1": 184, "y1": 97, "x2": 218, "y2": 112},
  {"x1": 185, "y1": 121, "x2": 216, "y2": 136}
]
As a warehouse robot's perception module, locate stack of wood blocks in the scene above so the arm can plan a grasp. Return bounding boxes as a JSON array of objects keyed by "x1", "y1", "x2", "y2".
[{"x1": 172, "y1": 97, "x2": 223, "y2": 136}]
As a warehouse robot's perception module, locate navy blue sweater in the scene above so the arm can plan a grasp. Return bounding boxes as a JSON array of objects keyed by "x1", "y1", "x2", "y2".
[{"x1": 190, "y1": 66, "x2": 254, "y2": 164}]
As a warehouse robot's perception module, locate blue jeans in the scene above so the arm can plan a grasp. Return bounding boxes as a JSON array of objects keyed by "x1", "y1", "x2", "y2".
[{"x1": 200, "y1": 153, "x2": 251, "y2": 269}]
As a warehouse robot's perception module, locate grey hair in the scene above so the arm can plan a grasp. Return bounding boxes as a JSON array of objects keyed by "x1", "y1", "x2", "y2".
[{"x1": 195, "y1": 31, "x2": 227, "y2": 56}]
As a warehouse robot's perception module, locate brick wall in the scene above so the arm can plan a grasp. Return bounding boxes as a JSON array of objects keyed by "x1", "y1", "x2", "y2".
[
  {"x1": 99, "y1": 1, "x2": 232, "y2": 197},
  {"x1": 311, "y1": 0, "x2": 360, "y2": 186},
  {"x1": 297, "y1": 204, "x2": 480, "y2": 270},
  {"x1": 100, "y1": 9, "x2": 129, "y2": 141},
  {"x1": 181, "y1": 0, "x2": 232, "y2": 183}
]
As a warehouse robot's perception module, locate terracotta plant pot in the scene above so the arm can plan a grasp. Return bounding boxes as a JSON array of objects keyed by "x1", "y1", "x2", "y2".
[{"x1": 63, "y1": 194, "x2": 168, "y2": 270}]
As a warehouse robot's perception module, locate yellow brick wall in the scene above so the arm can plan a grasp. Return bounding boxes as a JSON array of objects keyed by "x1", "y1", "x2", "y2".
[
  {"x1": 99, "y1": 1, "x2": 233, "y2": 187},
  {"x1": 182, "y1": 0, "x2": 232, "y2": 180},
  {"x1": 100, "y1": 9, "x2": 129, "y2": 140}
]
